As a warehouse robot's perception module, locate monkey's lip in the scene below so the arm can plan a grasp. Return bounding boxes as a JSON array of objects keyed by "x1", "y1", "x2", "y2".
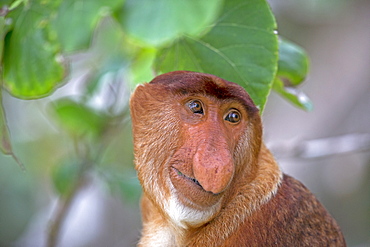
[
  {"x1": 172, "y1": 167, "x2": 201, "y2": 186},
  {"x1": 170, "y1": 166, "x2": 223, "y2": 209},
  {"x1": 171, "y1": 167, "x2": 218, "y2": 195}
]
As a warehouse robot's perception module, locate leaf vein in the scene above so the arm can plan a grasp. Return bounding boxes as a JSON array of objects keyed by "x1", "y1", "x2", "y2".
[
  {"x1": 181, "y1": 40, "x2": 205, "y2": 72},
  {"x1": 216, "y1": 23, "x2": 274, "y2": 33},
  {"x1": 187, "y1": 36, "x2": 248, "y2": 85},
  {"x1": 218, "y1": 44, "x2": 273, "y2": 53}
]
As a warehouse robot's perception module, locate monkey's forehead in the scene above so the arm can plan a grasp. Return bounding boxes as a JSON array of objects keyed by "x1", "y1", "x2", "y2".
[{"x1": 149, "y1": 71, "x2": 259, "y2": 113}]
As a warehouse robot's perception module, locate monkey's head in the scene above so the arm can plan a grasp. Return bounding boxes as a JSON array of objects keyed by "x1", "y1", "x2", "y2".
[{"x1": 130, "y1": 71, "x2": 262, "y2": 228}]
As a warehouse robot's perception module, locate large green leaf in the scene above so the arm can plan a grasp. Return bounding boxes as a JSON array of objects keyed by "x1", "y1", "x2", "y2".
[
  {"x1": 118, "y1": 0, "x2": 223, "y2": 46},
  {"x1": 156, "y1": 0, "x2": 278, "y2": 110},
  {"x1": 3, "y1": 2, "x2": 66, "y2": 99},
  {"x1": 51, "y1": 0, "x2": 124, "y2": 53}
]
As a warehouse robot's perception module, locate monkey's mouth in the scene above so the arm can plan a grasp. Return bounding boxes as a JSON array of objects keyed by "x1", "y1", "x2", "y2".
[
  {"x1": 172, "y1": 167, "x2": 203, "y2": 189},
  {"x1": 170, "y1": 166, "x2": 223, "y2": 208}
]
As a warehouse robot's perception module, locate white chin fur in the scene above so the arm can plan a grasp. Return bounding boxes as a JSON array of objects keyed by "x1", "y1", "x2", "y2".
[{"x1": 164, "y1": 185, "x2": 221, "y2": 229}]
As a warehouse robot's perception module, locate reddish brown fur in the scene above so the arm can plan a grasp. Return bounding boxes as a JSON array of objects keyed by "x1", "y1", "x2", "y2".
[
  {"x1": 130, "y1": 71, "x2": 346, "y2": 246},
  {"x1": 219, "y1": 175, "x2": 345, "y2": 246}
]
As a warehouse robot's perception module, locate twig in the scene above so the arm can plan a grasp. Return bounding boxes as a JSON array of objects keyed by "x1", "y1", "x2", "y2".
[
  {"x1": 268, "y1": 133, "x2": 370, "y2": 159},
  {"x1": 47, "y1": 173, "x2": 88, "y2": 247}
]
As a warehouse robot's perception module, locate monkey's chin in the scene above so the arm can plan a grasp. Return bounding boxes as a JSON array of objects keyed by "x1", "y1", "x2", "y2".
[{"x1": 169, "y1": 167, "x2": 224, "y2": 209}]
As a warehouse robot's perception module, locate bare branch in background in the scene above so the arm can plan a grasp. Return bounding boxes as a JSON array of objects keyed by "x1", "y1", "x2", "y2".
[{"x1": 268, "y1": 133, "x2": 370, "y2": 159}]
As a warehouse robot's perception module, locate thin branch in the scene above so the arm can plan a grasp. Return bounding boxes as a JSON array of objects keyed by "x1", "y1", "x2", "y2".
[
  {"x1": 268, "y1": 133, "x2": 370, "y2": 159},
  {"x1": 47, "y1": 172, "x2": 88, "y2": 247}
]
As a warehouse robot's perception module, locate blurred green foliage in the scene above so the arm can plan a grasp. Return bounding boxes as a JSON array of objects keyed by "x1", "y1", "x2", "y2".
[{"x1": 0, "y1": 0, "x2": 310, "y2": 245}]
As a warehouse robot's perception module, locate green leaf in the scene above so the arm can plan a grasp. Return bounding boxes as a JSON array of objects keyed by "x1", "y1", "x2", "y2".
[
  {"x1": 273, "y1": 78, "x2": 313, "y2": 111},
  {"x1": 3, "y1": 2, "x2": 66, "y2": 99},
  {"x1": 51, "y1": 160, "x2": 81, "y2": 197},
  {"x1": 51, "y1": 0, "x2": 124, "y2": 53},
  {"x1": 118, "y1": 0, "x2": 223, "y2": 46},
  {"x1": 50, "y1": 97, "x2": 108, "y2": 138},
  {"x1": 156, "y1": 0, "x2": 278, "y2": 110},
  {"x1": 273, "y1": 38, "x2": 312, "y2": 111},
  {"x1": 276, "y1": 38, "x2": 309, "y2": 86}
]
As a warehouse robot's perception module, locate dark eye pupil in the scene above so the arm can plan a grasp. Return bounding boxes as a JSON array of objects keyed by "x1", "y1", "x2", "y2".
[
  {"x1": 189, "y1": 100, "x2": 203, "y2": 114},
  {"x1": 226, "y1": 111, "x2": 240, "y2": 123}
]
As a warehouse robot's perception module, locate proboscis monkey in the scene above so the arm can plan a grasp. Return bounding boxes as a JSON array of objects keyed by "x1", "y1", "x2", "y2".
[{"x1": 130, "y1": 71, "x2": 346, "y2": 246}]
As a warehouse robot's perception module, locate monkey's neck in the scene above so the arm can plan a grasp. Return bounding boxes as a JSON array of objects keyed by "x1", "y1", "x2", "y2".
[{"x1": 139, "y1": 144, "x2": 283, "y2": 246}]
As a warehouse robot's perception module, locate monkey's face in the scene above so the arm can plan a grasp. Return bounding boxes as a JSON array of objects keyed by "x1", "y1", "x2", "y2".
[{"x1": 130, "y1": 71, "x2": 262, "y2": 227}]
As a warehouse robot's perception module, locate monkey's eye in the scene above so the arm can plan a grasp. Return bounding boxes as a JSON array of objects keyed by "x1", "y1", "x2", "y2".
[
  {"x1": 225, "y1": 110, "x2": 241, "y2": 123},
  {"x1": 188, "y1": 100, "x2": 204, "y2": 114}
]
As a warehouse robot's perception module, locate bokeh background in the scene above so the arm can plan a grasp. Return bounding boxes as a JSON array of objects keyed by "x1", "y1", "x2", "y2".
[
  {"x1": 1, "y1": 0, "x2": 369, "y2": 246},
  {"x1": 265, "y1": 1, "x2": 370, "y2": 246}
]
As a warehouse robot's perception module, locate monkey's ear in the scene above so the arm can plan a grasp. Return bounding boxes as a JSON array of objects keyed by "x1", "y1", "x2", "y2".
[
  {"x1": 131, "y1": 83, "x2": 158, "y2": 99},
  {"x1": 130, "y1": 83, "x2": 166, "y2": 121},
  {"x1": 131, "y1": 84, "x2": 146, "y2": 95},
  {"x1": 130, "y1": 84, "x2": 149, "y2": 116}
]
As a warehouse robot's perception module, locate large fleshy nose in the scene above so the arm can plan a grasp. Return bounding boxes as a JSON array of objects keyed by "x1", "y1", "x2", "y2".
[{"x1": 192, "y1": 141, "x2": 234, "y2": 194}]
